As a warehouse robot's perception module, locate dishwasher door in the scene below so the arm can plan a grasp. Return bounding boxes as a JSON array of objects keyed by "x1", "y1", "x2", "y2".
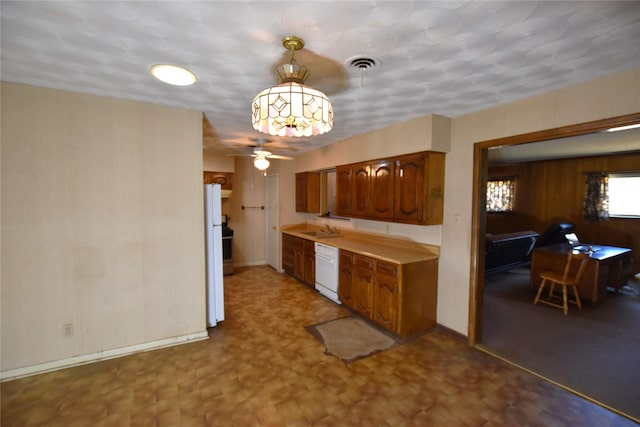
[{"x1": 314, "y1": 242, "x2": 341, "y2": 304}]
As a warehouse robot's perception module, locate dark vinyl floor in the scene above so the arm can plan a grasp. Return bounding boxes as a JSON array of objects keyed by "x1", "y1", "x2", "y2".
[{"x1": 2, "y1": 266, "x2": 636, "y2": 426}]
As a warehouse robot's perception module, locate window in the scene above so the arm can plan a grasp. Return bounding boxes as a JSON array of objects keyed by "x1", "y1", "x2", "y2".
[
  {"x1": 609, "y1": 172, "x2": 640, "y2": 218},
  {"x1": 486, "y1": 177, "x2": 515, "y2": 212},
  {"x1": 322, "y1": 169, "x2": 337, "y2": 217}
]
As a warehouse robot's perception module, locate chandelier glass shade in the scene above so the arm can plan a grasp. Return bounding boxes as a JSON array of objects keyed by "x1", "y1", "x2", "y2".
[
  {"x1": 253, "y1": 156, "x2": 270, "y2": 170},
  {"x1": 252, "y1": 36, "x2": 333, "y2": 138}
]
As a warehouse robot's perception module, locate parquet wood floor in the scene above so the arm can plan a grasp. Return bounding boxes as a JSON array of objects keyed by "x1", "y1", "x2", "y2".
[{"x1": 2, "y1": 266, "x2": 636, "y2": 426}]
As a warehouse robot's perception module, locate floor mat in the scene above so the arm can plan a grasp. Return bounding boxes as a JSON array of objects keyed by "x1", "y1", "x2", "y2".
[{"x1": 306, "y1": 317, "x2": 398, "y2": 363}]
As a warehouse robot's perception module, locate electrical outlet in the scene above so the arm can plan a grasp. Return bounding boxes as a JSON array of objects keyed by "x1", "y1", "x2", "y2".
[{"x1": 63, "y1": 323, "x2": 73, "y2": 337}]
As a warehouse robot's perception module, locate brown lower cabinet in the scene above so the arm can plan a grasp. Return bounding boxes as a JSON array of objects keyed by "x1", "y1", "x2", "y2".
[
  {"x1": 353, "y1": 254, "x2": 375, "y2": 319},
  {"x1": 282, "y1": 234, "x2": 295, "y2": 274},
  {"x1": 339, "y1": 249, "x2": 437, "y2": 337},
  {"x1": 303, "y1": 239, "x2": 315, "y2": 285},
  {"x1": 373, "y1": 261, "x2": 399, "y2": 332},
  {"x1": 282, "y1": 233, "x2": 315, "y2": 286},
  {"x1": 293, "y1": 237, "x2": 304, "y2": 279}
]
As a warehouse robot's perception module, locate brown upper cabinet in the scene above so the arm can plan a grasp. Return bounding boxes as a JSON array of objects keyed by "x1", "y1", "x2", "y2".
[
  {"x1": 352, "y1": 163, "x2": 371, "y2": 217},
  {"x1": 335, "y1": 151, "x2": 445, "y2": 225},
  {"x1": 203, "y1": 171, "x2": 233, "y2": 189},
  {"x1": 336, "y1": 159, "x2": 395, "y2": 220},
  {"x1": 370, "y1": 159, "x2": 395, "y2": 219},
  {"x1": 295, "y1": 172, "x2": 320, "y2": 213},
  {"x1": 394, "y1": 153, "x2": 424, "y2": 223}
]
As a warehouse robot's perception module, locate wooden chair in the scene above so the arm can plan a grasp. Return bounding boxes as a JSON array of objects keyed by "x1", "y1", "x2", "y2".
[{"x1": 533, "y1": 251, "x2": 590, "y2": 315}]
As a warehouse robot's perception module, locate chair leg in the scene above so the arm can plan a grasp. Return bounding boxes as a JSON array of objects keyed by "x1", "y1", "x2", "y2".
[
  {"x1": 534, "y1": 279, "x2": 547, "y2": 305},
  {"x1": 562, "y1": 286, "x2": 568, "y2": 315},
  {"x1": 548, "y1": 283, "x2": 556, "y2": 300},
  {"x1": 572, "y1": 285, "x2": 582, "y2": 310}
]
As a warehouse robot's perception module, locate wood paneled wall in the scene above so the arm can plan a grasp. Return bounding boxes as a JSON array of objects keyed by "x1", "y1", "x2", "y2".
[{"x1": 488, "y1": 152, "x2": 640, "y2": 274}]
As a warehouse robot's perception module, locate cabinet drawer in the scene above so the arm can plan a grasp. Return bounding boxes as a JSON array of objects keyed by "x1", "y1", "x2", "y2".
[
  {"x1": 340, "y1": 250, "x2": 355, "y2": 265},
  {"x1": 356, "y1": 255, "x2": 374, "y2": 270},
  {"x1": 376, "y1": 261, "x2": 398, "y2": 277}
]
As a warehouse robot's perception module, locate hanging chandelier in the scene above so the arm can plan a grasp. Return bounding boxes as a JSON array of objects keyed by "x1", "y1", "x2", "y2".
[{"x1": 252, "y1": 36, "x2": 333, "y2": 137}]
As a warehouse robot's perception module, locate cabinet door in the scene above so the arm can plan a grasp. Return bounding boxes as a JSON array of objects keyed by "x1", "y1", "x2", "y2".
[
  {"x1": 373, "y1": 262, "x2": 399, "y2": 332},
  {"x1": 303, "y1": 239, "x2": 315, "y2": 285},
  {"x1": 394, "y1": 154, "x2": 424, "y2": 223},
  {"x1": 295, "y1": 173, "x2": 308, "y2": 212},
  {"x1": 296, "y1": 172, "x2": 320, "y2": 213},
  {"x1": 354, "y1": 255, "x2": 375, "y2": 318},
  {"x1": 282, "y1": 234, "x2": 295, "y2": 274},
  {"x1": 293, "y1": 237, "x2": 304, "y2": 280},
  {"x1": 370, "y1": 160, "x2": 394, "y2": 219},
  {"x1": 338, "y1": 250, "x2": 355, "y2": 307},
  {"x1": 203, "y1": 171, "x2": 233, "y2": 189},
  {"x1": 423, "y1": 152, "x2": 446, "y2": 225},
  {"x1": 335, "y1": 165, "x2": 352, "y2": 216},
  {"x1": 351, "y1": 163, "x2": 371, "y2": 217}
]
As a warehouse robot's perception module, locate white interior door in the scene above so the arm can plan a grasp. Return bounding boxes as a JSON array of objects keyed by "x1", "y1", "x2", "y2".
[{"x1": 266, "y1": 173, "x2": 279, "y2": 270}]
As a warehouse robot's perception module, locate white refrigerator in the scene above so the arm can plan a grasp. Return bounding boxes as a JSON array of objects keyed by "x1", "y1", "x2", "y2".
[{"x1": 205, "y1": 183, "x2": 225, "y2": 327}]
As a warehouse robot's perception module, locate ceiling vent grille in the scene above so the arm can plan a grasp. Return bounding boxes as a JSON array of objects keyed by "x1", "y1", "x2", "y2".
[
  {"x1": 347, "y1": 56, "x2": 378, "y2": 71},
  {"x1": 346, "y1": 56, "x2": 380, "y2": 87}
]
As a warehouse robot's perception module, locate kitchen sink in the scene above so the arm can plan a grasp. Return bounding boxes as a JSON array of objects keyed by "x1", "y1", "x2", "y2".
[{"x1": 300, "y1": 230, "x2": 341, "y2": 238}]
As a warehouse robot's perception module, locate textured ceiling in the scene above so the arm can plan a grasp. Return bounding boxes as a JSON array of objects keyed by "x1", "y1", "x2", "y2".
[{"x1": 2, "y1": 1, "x2": 640, "y2": 157}]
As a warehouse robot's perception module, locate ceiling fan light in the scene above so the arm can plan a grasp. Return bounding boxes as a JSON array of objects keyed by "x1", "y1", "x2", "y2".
[{"x1": 253, "y1": 157, "x2": 270, "y2": 170}]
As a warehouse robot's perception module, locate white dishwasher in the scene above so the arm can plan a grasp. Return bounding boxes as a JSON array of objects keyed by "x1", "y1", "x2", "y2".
[{"x1": 315, "y1": 242, "x2": 341, "y2": 304}]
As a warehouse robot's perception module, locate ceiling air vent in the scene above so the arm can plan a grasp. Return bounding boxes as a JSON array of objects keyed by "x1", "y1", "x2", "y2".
[
  {"x1": 346, "y1": 56, "x2": 380, "y2": 87},
  {"x1": 348, "y1": 56, "x2": 378, "y2": 71}
]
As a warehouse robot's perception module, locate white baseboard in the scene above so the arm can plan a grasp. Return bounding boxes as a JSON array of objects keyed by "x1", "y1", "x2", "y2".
[
  {"x1": 234, "y1": 261, "x2": 284, "y2": 273},
  {"x1": 1, "y1": 330, "x2": 209, "y2": 381},
  {"x1": 234, "y1": 261, "x2": 267, "y2": 267}
]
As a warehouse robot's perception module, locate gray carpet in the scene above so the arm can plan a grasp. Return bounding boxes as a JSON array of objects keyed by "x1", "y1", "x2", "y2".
[{"x1": 481, "y1": 268, "x2": 640, "y2": 421}]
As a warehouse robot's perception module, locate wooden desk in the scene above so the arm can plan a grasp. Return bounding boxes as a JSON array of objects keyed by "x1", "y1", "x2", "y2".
[{"x1": 530, "y1": 244, "x2": 632, "y2": 303}]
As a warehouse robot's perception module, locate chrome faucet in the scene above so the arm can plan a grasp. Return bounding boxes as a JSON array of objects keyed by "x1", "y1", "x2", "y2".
[{"x1": 325, "y1": 222, "x2": 338, "y2": 235}]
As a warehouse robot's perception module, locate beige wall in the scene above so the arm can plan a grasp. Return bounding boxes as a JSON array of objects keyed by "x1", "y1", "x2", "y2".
[
  {"x1": 2, "y1": 67, "x2": 638, "y2": 376},
  {"x1": 226, "y1": 157, "x2": 268, "y2": 266},
  {"x1": 1, "y1": 83, "x2": 207, "y2": 375},
  {"x1": 203, "y1": 149, "x2": 234, "y2": 172}
]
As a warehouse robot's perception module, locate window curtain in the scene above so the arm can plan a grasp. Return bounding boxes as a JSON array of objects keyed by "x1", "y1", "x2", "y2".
[
  {"x1": 486, "y1": 178, "x2": 515, "y2": 212},
  {"x1": 583, "y1": 172, "x2": 609, "y2": 221}
]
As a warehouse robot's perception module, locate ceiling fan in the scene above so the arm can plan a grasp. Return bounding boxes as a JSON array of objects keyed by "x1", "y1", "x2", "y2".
[{"x1": 235, "y1": 137, "x2": 294, "y2": 171}]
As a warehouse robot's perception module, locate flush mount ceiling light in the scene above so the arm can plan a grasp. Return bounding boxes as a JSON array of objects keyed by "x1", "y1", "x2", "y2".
[
  {"x1": 606, "y1": 123, "x2": 640, "y2": 132},
  {"x1": 252, "y1": 36, "x2": 333, "y2": 137},
  {"x1": 150, "y1": 64, "x2": 197, "y2": 86}
]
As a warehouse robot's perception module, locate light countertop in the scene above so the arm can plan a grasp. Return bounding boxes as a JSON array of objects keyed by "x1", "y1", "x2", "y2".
[{"x1": 282, "y1": 223, "x2": 439, "y2": 264}]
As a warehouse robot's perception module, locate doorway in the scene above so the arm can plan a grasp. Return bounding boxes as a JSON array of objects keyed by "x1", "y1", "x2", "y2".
[
  {"x1": 468, "y1": 112, "x2": 640, "y2": 421},
  {"x1": 469, "y1": 112, "x2": 640, "y2": 342},
  {"x1": 266, "y1": 173, "x2": 279, "y2": 271}
]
